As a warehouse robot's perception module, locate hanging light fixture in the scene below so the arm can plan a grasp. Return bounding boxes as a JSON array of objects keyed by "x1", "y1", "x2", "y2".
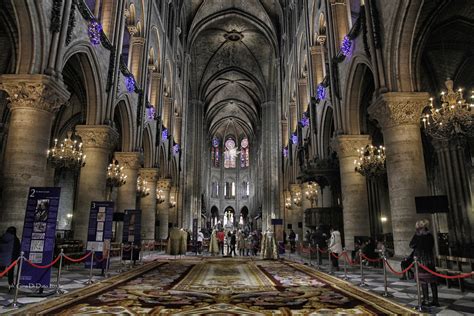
[
  {"x1": 156, "y1": 188, "x2": 165, "y2": 204},
  {"x1": 354, "y1": 144, "x2": 386, "y2": 178},
  {"x1": 422, "y1": 79, "x2": 474, "y2": 140},
  {"x1": 106, "y1": 159, "x2": 127, "y2": 188},
  {"x1": 169, "y1": 194, "x2": 176, "y2": 208},
  {"x1": 304, "y1": 182, "x2": 319, "y2": 208},
  {"x1": 47, "y1": 130, "x2": 86, "y2": 170},
  {"x1": 292, "y1": 191, "x2": 302, "y2": 207},
  {"x1": 136, "y1": 176, "x2": 150, "y2": 197},
  {"x1": 285, "y1": 196, "x2": 292, "y2": 209}
]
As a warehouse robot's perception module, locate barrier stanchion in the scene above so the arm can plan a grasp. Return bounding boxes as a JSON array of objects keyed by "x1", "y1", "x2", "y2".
[
  {"x1": 358, "y1": 249, "x2": 366, "y2": 286},
  {"x1": 328, "y1": 251, "x2": 332, "y2": 274},
  {"x1": 316, "y1": 245, "x2": 320, "y2": 270},
  {"x1": 308, "y1": 246, "x2": 312, "y2": 267},
  {"x1": 414, "y1": 256, "x2": 423, "y2": 312},
  {"x1": 105, "y1": 252, "x2": 110, "y2": 277},
  {"x1": 56, "y1": 249, "x2": 65, "y2": 294},
  {"x1": 10, "y1": 252, "x2": 24, "y2": 308},
  {"x1": 382, "y1": 251, "x2": 390, "y2": 297},
  {"x1": 86, "y1": 250, "x2": 94, "y2": 285},
  {"x1": 119, "y1": 243, "x2": 124, "y2": 272},
  {"x1": 343, "y1": 248, "x2": 348, "y2": 280},
  {"x1": 130, "y1": 242, "x2": 134, "y2": 268}
]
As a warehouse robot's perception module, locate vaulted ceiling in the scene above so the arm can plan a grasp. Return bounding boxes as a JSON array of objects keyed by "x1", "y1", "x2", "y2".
[{"x1": 185, "y1": 0, "x2": 283, "y2": 142}]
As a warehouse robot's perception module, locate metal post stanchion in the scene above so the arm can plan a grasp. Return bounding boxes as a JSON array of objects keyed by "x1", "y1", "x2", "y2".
[
  {"x1": 359, "y1": 249, "x2": 366, "y2": 286},
  {"x1": 11, "y1": 252, "x2": 24, "y2": 308},
  {"x1": 56, "y1": 249, "x2": 65, "y2": 294},
  {"x1": 382, "y1": 255, "x2": 390, "y2": 297},
  {"x1": 119, "y1": 243, "x2": 125, "y2": 272},
  {"x1": 328, "y1": 251, "x2": 332, "y2": 274},
  {"x1": 105, "y1": 252, "x2": 110, "y2": 278},
  {"x1": 316, "y1": 245, "x2": 320, "y2": 270},
  {"x1": 130, "y1": 242, "x2": 134, "y2": 268},
  {"x1": 343, "y1": 248, "x2": 348, "y2": 280},
  {"x1": 86, "y1": 250, "x2": 95, "y2": 284},
  {"x1": 414, "y1": 256, "x2": 423, "y2": 312}
]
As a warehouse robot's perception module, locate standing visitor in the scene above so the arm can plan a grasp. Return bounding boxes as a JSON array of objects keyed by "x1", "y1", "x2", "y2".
[
  {"x1": 217, "y1": 229, "x2": 225, "y2": 255},
  {"x1": 230, "y1": 231, "x2": 237, "y2": 256},
  {"x1": 0, "y1": 227, "x2": 21, "y2": 291},
  {"x1": 410, "y1": 219, "x2": 439, "y2": 307},
  {"x1": 209, "y1": 229, "x2": 219, "y2": 256},
  {"x1": 197, "y1": 230, "x2": 204, "y2": 254},
  {"x1": 328, "y1": 227, "x2": 342, "y2": 271},
  {"x1": 238, "y1": 230, "x2": 246, "y2": 256}
]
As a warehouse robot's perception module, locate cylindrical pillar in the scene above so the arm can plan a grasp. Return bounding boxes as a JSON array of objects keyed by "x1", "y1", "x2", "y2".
[
  {"x1": 75, "y1": 125, "x2": 118, "y2": 243},
  {"x1": 369, "y1": 92, "x2": 430, "y2": 257},
  {"x1": 156, "y1": 178, "x2": 172, "y2": 240},
  {"x1": 114, "y1": 152, "x2": 141, "y2": 242},
  {"x1": 139, "y1": 168, "x2": 158, "y2": 241},
  {"x1": 333, "y1": 135, "x2": 371, "y2": 250},
  {"x1": 0, "y1": 75, "x2": 70, "y2": 235}
]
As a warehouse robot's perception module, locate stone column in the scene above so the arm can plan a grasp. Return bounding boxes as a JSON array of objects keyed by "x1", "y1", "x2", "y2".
[
  {"x1": 333, "y1": 135, "x2": 371, "y2": 250},
  {"x1": 368, "y1": 92, "x2": 430, "y2": 256},
  {"x1": 0, "y1": 75, "x2": 69, "y2": 235},
  {"x1": 75, "y1": 125, "x2": 118, "y2": 243},
  {"x1": 290, "y1": 183, "x2": 303, "y2": 239},
  {"x1": 298, "y1": 78, "x2": 309, "y2": 114},
  {"x1": 156, "y1": 178, "x2": 171, "y2": 240},
  {"x1": 114, "y1": 152, "x2": 141, "y2": 242},
  {"x1": 169, "y1": 186, "x2": 178, "y2": 227},
  {"x1": 139, "y1": 168, "x2": 158, "y2": 241},
  {"x1": 310, "y1": 45, "x2": 324, "y2": 85},
  {"x1": 162, "y1": 96, "x2": 172, "y2": 130},
  {"x1": 130, "y1": 36, "x2": 146, "y2": 86}
]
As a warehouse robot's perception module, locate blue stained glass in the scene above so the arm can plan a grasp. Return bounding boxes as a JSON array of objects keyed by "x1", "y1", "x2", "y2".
[
  {"x1": 212, "y1": 137, "x2": 220, "y2": 147},
  {"x1": 125, "y1": 76, "x2": 135, "y2": 92},
  {"x1": 291, "y1": 133, "x2": 298, "y2": 145},
  {"x1": 300, "y1": 113, "x2": 310, "y2": 127},
  {"x1": 161, "y1": 128, "x2": 168, "y2": 141},
  {"x1": 173, "y1": 144, "x2": 180, "y2": 156},
  {"x1": 88, "y1": 20, "x2": 102, "y2": 46},
  {"x1": 341, "y1": 36, "x2": 352, "y2": 57},
  {"x1": 283, "y1": 147, "x2": 289, "y2": 157},
  {"x1": 317, "y1": 84, "x2": 326, "y2": 100}
]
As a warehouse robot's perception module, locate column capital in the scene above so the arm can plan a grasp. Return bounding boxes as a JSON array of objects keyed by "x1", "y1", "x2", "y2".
[
  {"x1": 310, "y1": 45, "x2": 322, "y2": 55},
  {"x1": 139, "y1": 168, "x2": 159, "y2": 182},
  {"x1": 150, "y1": 72, "x2": 162, "y2": 80},
  {"x1": 157, "y1": 178, "x2": 172, "y2": 190},
  {"x1": 0, "y1": 74, "x2": 70, "y2": 113},
  {"x1": 114, "y1": 152, "x2": 142, "y2": 170},
  {"x1": 331, "y1": 134, "x2": 371, "y2": 158},
  {"x1": 76, "y1": 125, "x2": 118, "y2": 150},
  {"x1": 368, "y1": 92, "x2": 430, "y2": 129}
]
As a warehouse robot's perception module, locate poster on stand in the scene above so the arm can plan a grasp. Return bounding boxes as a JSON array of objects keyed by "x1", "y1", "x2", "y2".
[
  {"x1": 20, "y1": 187, "x2": 61, "y2": 288},
  {"x1": 85, "y1": 201, "x2": 114, "y2": 269},
  {"x1": 122, "y1": 209, "x2": 141, "y2": 260}
]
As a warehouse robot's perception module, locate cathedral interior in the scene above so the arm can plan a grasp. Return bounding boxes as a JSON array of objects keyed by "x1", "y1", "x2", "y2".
[{"x1": 0, "y1": 0, "x2": 473, "y2": 314}]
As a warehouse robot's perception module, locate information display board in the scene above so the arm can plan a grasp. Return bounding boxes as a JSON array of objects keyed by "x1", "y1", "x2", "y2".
[
  {"x1": 122, "y1": 209, "x2": 141, "y2": 260},
  {"x1": 20, "y1": 187, "x2": 61, "y2": 288},
  {"x1": 85, "y1": 201, "x2": 114, "y2": 269}
]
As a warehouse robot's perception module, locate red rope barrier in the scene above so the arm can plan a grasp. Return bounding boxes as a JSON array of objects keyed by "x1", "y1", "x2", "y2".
[
  {"x1": 419, "y1": 264, "x2": 474, "y2": 279},
  {"x1": 318, "y1": 247, "x2": 327, "y2": 253},
  {"x1": 330, "y1": 252, "x2": 344, "y2": 259},
  {"x1": 25, "y1": 255, "x2": 61, "y2": 269},
  {"x1": 0, "y1": 259, "x2": 18, "y2": 277},
  {"x1": 63, "y1": 252, "x2": 92, "y2": 263},
  {"x1": 361, "y1": 253, "x2": 383, "y2": 262},
  {"x1": 342, "y1": 252, "x2": 358, "y2": 266},
  {"x1": 385, "y1": 260, "x2": 414, "y2": 276},
  {"x1": 94, "y1": 254, "x2": 107, "y2": 262}
]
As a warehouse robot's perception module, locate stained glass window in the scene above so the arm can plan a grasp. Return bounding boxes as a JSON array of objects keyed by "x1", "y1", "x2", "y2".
[
  {"x1": 211, "y1": 138, "x2": 220, "y2": 167},
  {"x1": 224, "y1": 138, "x2": 237, "y2": 169}
]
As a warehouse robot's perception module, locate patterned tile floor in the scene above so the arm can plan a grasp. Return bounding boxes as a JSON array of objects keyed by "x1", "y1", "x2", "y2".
[{"x1": 0, "y1": 251, "x2": 472, "y2": 315}]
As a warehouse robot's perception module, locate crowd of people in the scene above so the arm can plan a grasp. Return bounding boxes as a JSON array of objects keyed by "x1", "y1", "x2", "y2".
[{"x1": 208, "y1": 228, "x2": 263, "y2": 257}]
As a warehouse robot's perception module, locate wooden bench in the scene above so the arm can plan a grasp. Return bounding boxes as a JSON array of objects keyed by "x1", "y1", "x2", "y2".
[{"x1": 436, "y1": 255, "x2": 473, "y2": 291}]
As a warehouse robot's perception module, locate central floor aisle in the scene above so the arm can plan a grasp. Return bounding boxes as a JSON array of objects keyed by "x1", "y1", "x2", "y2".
[{"x1": 29, "y1": 258, "x2": 414, "y2": 315}]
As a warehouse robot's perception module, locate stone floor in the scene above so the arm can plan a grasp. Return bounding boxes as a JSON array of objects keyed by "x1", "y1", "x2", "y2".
[{"x1": 0, "y1": 250, "x2": 472, "y2": 315}]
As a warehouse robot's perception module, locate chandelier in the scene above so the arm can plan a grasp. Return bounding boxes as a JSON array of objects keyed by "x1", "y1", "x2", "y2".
[
  {"x1": 47, "y1": 131, "x2": 86, "y2": 170},
  {"x1": 304, "y1": 182, "x2": 319, "y2": 208},
  {"x1": 169, "y1": 195, "x2": 176, "y2": 208},
  {"x1": 285, "y1": 196, "x2": 292, "y2": 209},
  {"x1": 156, "y1": 189, "x2": 165, "y2": 204},
  {"x1": 292, "y1": 191, "x2": 302, "y2": 207},
  {"x1": 106, "y1": 160, "x2": 127, "y2": 187},
  {"x1": 354, "y1": 144, "x2": 386, "y2": 178},
  {"x1": 136, "y1": 176, "x2": 150, "y2": 198},
  {"x1": 422, "y1": 79, "x2": 474, "y2": 140}
]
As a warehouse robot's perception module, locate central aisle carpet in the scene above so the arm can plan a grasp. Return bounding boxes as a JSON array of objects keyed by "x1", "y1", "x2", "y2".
[{"x1": 51, "y1": 258, "x2": 415, "y2": 315}]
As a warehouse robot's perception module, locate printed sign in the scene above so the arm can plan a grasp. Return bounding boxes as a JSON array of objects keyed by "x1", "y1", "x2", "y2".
[
  {"x1": 122, "y1": 209, "x2": 141, "y2": 260},
  {"x1": 85, "y1": 201, "x2": 114, "y2": 269},
  {"x1": 20, "y1": 187, "x2": 61, "y2": 288}
]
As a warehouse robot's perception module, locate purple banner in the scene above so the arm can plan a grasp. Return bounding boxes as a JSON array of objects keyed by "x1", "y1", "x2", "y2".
[
  {"x1": 85, "y1": 201, "x2": 114, "y2": 269},
  {"x1": 20, "y1": 187, "x2": 61, "y2": 288}
]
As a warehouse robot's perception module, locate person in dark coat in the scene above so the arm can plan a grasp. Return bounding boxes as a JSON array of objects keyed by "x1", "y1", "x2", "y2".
[
  {"x1": 313, "y1": 226, "x2": 327, "y2": 265},
  {"x1": 409, "y1": 219, "x2": 439, "y2": 307},
  {"x1": 288, "y1": 229, "x2": 296, "y2": 253},
  {"x1": 0, "y1": 227, "x2": 21, "y2": 290},
  {"x1": 230, "y1": 231, "x2": 237, "y2": 256}
]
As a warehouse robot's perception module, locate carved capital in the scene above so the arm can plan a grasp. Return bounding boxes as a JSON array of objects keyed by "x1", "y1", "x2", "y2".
[
  {"x1": 75, "y1": 125, "x2": 118, "y2": 150},
  {"x1": 368, "y1": 92, "x2": 430, "y2": 129},
  {"x1": 114, "y1": 152, "x2": 142, "y2": 170},
  {"x1": 139, "y1": 168, "x2": 159, "y2": 183},
  {"x1": 331, "y1": 135, "x2": 371, "y2": 158},
  {"x1": 0, "y1": 74, "x2": 70, "y2": 113},
  {"x1": 310, "y1": 45, "x2": 322, "y2": 55},
  {"x1": 157, "y1": 178, "x2": 172, "y2": 191},
  {"x1": 131, "y1": 36, "x2": 146, "y2": 46}
]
